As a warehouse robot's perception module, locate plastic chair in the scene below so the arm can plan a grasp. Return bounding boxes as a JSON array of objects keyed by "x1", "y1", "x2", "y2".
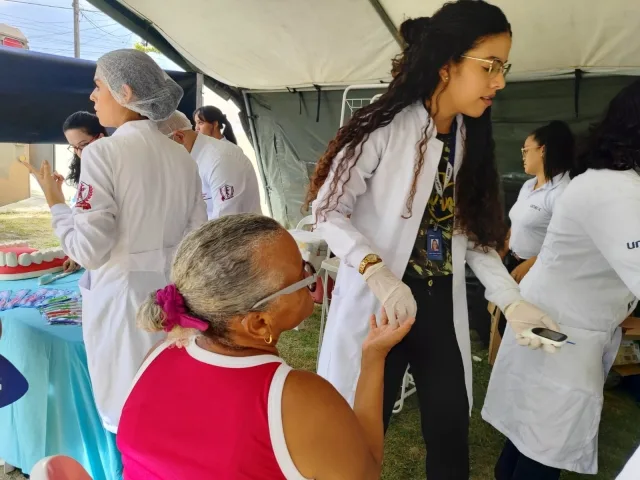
[
  {"x1": 393, "y1": 367, "x2": 416, "y2": 414},
  {"x1": 292, "y1": 215, "x2": 319, "y2": 331},
  {"x1": 317, "y1": 253, "x2": 340, "y2": 366},
  {"x1": 295, "y1": 215, "x2": 314, "y2": 231},
  {"x1": 30, "y1": 455, "x2": 92, "y2": 480}
]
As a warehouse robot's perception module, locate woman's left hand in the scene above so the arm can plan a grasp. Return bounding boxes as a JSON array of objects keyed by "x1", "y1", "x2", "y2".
[
  {"x1": 511, "y1": 257, "x2": 536, "y2": 284},
  {"x1": 20, "y1": 159, "x2": 66, "y2": 208}
]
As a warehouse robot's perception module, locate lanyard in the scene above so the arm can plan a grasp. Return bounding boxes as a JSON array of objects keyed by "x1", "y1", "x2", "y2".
[{"x1": 433, "y1": 122, "x2": 457, "y2": 199}]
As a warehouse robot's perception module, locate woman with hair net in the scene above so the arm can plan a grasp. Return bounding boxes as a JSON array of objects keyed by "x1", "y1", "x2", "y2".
[
  {"x1": 22, "y1": 49, "x2": 208, "y2": 434},
  {"x1": 158, "y1": 110, "x2": 261, "y2": 220}
]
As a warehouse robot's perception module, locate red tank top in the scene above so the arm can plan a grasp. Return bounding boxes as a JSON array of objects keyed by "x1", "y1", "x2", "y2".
[{"x1": 117, "y1": 339, "x2": 306, "y2": 480}]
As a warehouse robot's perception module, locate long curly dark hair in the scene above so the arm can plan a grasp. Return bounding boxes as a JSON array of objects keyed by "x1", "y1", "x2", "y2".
[
  {"x1": 572, "y1": 79, "x2": 640, "y2": 178},
  {"x1": 63, "y1": 111, "x2": 107, "y2": 186},
  {"x1": 305, "y1": 0, "x2": 511, "y2": 248}
]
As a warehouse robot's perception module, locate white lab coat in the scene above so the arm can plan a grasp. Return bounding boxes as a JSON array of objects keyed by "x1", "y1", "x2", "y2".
[
  {"x1": 190, "y1": 133, "x2": 261, "y2": 220},
  {"x1": 483, "y1": 168, "x2": 640, "y2": 473},
  {"x1": 618, "y1": 445, "x2": 640, "y2": 480},
  {"x1": 51, "y1": 120, "x2": 207, "y2": 432},
  {"x1": 509, "y1": 173, "x2": 570, "y2": 259},
  {"x1": 314, "y1": 102, "x2": 523, "y2": 409}
]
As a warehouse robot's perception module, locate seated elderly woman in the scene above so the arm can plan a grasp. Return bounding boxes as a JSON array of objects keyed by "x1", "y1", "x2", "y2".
[{"x1": 116, "y1": 214, "x2": 413, "y2": 480}]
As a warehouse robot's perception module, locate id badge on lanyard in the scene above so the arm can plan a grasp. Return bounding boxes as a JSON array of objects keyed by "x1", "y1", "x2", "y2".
[
  {"x1": 428, "y1": 123, "x2": 456, "y2": 262},
  {"x1": 427, "y1": 229, "x2": 444, "y2": 261}
]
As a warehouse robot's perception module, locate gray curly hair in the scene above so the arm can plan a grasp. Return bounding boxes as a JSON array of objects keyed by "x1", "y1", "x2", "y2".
[{"x1": 137, "y1": 214, "x2": 285, "y2": 346}]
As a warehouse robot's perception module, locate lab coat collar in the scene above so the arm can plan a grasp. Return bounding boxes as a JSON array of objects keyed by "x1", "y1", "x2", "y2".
[
  {"x1": 527, "y1": 172, "x2": 569, "y2": 193},
  {"x1": 112, "y1": 119, "x2": 158, "y2": 137},
  {"x1": 412, "y1": 102, "x2": 464, "y2": 141}
]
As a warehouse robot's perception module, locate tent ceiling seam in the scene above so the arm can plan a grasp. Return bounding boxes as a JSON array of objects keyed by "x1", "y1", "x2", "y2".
[{"x1": 367, "y1": 0, "x2": 403, "y2": 47}]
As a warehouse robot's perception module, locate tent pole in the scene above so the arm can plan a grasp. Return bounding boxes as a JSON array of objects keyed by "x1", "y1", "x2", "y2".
[
  {"x1": 196, "y1": 73, "x2": 204, "y2": 109},
  {"x1": 367, "y1": 0, "x2": 403, "y2": 47},
  {"x1": 242, "y1": 90, "x2": 273, "y2": 217}
]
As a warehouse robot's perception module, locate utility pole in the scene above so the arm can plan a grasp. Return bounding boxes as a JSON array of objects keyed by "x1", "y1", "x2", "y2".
[{"x1": 73, "y1": 0, "x2": 80, "y2": 58}]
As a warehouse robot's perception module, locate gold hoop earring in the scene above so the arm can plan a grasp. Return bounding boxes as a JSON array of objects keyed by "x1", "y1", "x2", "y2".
[{"x1": 265, "y1": 334, "x2": 273, "y2": 345}]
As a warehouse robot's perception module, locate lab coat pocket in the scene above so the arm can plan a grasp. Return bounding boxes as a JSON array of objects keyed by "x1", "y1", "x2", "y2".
[{"x1": 522, "y1": 326, "x2": 606, "y2": 463}]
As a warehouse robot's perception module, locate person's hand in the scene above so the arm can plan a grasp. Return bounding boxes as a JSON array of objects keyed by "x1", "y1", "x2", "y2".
[
  {"x1": 19, "y1": 159, "x2": 65, "y2": 208},
  {"x1": 63, "y1": 259, "x2": 81, "y2": 273},
  {"x1": 504, "y1": 301, "x2": 561, "y2": 353},
  {"x1": 363, "y1": 263, "x2": 417, "y2": 326},
  {"x1": 511, "y1": 257, "x2": 535, "y2": 283},
  {"x1": 362, "y1": 308, "x2": 414, "y2": 358}
]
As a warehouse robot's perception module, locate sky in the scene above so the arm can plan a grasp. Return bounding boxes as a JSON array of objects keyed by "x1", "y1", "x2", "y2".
[
  {"x1": 0, "y1": 0, "x2": 179, "y2": 69},
  {"x1": 0, "y1": 0, "x2": 266, "y2": 211}
]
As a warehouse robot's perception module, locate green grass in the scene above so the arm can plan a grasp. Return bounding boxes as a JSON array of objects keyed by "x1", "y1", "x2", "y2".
[
  {"x1": 282, "y1": 313, "x2": 640, "y2": 480},
  {"x1": 2, "y1": 211, "x2": 639, "y2": 479},
  {"x1": 0, "y1": 212, "x2": 59, "y2": 249}
]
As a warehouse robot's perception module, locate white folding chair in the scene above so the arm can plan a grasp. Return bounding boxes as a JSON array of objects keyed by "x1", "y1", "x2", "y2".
[
  {"x1": 393, "y1": 367, "x2": 416, "y2": 414},
  {"x1": 317, "y1": 251, "x2": 340, "y2": 366},
  {"x1": 292, "y1": 215, "x2": 319, "y2": 331},
  {"x1": 295, "y1": 215, "x2": 314, "y2": 231}
]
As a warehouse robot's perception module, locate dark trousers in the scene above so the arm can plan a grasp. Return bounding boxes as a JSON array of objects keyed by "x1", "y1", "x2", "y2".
[
  {"x1": 495, "y1": 440, "x2": 561, "y2": 480},
  {"x1": 382, "y1": 275, "x2": 469, "y2": 480}
]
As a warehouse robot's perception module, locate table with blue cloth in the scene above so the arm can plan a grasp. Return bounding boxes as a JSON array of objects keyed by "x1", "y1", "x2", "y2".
[{"x1": 0, "y1": 272, "x2": 121, "y2": 479}]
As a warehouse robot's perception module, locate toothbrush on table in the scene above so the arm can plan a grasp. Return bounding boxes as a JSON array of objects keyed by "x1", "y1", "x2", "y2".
[{"x1": 39, "y1": 271, "x2": 74, "y2": 286}]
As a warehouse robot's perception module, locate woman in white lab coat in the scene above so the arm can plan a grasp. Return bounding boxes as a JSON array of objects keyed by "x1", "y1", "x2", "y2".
[
  {"x1": 306, "y1": 3, "x2": 559, "y2": 478},
  {"x1": 193, "y1": 105, "x2": 238, "y2": 144},
  {"x1": 158, "y1": 110, "x2": 261, "y2": 219},
  {"x1": 24, "y1": 49, "x2": 207, "y2": 434},
  {"x1": 60, "y1": 111, "x2": 108, "y2": 273},
  {"x1": 495, "y1": 121, "x2": 574, "y2": 336},
  {"x1": 483, "y1": 80, "x2": 640, "y2": 479},
  {"x1": 507, "y1": 121, "x2": 574, "y2": 283}
]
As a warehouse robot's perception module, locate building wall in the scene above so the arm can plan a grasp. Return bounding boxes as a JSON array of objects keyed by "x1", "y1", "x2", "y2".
[{"x1": 0, "y1": 143, "x2": 30, "y2": 207}]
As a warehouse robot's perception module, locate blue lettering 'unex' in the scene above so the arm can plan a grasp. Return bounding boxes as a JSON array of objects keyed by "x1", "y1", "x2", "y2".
[{"x1": 628, "y1": 241, "x2": 640, "y2": 250}]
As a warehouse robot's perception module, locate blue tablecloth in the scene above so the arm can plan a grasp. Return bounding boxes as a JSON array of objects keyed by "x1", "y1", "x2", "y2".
[{"x1": 0, "y1": 272, "x2": 121, "y2": 479}]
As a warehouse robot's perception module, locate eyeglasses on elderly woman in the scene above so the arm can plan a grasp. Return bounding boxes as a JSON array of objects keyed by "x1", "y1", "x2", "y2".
[{"x1": 252, "y1": 261, "x2": 317, "y2": 309}]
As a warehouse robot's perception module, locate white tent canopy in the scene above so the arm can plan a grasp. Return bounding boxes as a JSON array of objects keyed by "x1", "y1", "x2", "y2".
[{"x1": 101, "y1": 0, "x2": 640, "y2": 90}]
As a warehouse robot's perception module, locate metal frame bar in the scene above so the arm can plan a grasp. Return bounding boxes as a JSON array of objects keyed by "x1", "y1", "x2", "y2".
[
  {"x1": 242, "y1": 90, "x2": 273, "y2": 217},
  {"x1": 367, "y1": 0, "x2": 403, "y2": 47},
  {"x1": 340, "y1": 84, "x2": 388, "y2": 127},
  {"x1": 196, "y1": 73, "x2": 204, "y2": 109}
]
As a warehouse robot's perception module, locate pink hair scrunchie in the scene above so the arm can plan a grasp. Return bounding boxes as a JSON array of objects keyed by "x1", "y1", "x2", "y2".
[{"x1": 155, "y1": 284, "x2": 209, "y2": 333}]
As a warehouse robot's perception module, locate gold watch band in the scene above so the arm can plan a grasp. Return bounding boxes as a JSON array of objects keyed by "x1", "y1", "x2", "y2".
[{"x1": 359, "y1": 253, "x2": 382, "y2": 275}]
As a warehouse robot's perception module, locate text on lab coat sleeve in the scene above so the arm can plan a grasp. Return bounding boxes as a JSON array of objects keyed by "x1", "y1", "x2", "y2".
[
  {"x1": 51, "y1": 144, "x2": 118, "y2": 270},
  {"x1": 312, "y1": 128, "x2": 389, "y2": 269},
  {"x1": 185, "y1": 168, "x2": 208, "y2": 234},
  {"x1": 205, "y1": 150, "x2": 246, "y2": 218},
  {"x1": 581, "y1": 190, "x2": 640, "y2": 298},
  {"x1": 466, "y1": 242, "x2": 523, "y2": 311}
]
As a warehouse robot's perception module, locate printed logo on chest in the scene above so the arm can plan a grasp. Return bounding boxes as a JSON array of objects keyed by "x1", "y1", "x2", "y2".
[{"x1": 627, "y1": 240, "x2": 640, "y2": 250}]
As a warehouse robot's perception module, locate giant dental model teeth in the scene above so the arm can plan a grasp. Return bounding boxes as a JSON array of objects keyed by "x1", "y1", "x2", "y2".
[{"x1": 0, "y1": 243, "x2": 68, "y2": 281}]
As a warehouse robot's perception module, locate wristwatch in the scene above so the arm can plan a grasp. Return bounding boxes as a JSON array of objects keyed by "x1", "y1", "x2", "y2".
[{"x1": 359, "y1": 253, "x2": 382, "y2": 275}]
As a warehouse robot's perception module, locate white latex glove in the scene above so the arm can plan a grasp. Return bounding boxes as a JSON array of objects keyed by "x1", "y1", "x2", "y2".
[
  {"x1": 504, "y1": 301, "x2": 562, "y2": 353},
  {"x1": 363, "y1": 262, "x2": 417, "y2": 326}
]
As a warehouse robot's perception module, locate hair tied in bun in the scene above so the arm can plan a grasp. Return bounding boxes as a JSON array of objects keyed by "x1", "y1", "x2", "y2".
[{"x1": 400, "y1": 16, "x2": 430, "y2": 47}]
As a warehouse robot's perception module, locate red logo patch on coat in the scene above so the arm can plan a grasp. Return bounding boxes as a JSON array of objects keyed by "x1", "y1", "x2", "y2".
[
  {"x1": 219, "y1": 184, "x2": 234, "y2": 201},
  {"x1": 75, "y1": 182, "x2": 94, "y2": 210}
]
